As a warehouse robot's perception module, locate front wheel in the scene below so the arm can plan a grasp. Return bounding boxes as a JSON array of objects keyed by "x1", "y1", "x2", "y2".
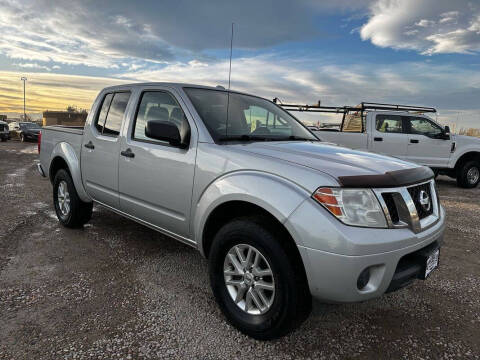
[
  {"x1": 457, "y1": 161, "x2": 480, "y2": 188},
  {"x1": 208, "y1": 217, "x2": 311, "y2": 340},
  {"x1": 53, "y1": 169, "x2": 93, "y2": 228},
  {"x1": 20, "y1": 133, "x2": 25, "y2": 142}
]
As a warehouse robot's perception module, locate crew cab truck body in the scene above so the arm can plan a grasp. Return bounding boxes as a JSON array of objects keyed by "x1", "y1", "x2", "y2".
[
  {"x1": 297, "y1": 102, "x2": 480, "y2": 188},
  {"x1": 38, "y1": 84, "x2": 445, "y2": 339}
]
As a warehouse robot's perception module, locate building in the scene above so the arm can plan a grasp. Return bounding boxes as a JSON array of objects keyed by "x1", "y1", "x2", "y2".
[{"x1": 42, "y1": 111, "x2": 87, "y2": 127}]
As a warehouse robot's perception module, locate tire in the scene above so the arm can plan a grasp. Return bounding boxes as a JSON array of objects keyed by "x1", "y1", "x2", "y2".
[
  {"x1": 20, "y1": 133, "x2": 25, "y2": 142},
  {"x1": 457, "y1": 161, "x2": 480, "y2": 188},
  {"x1": 209, "y1": 217, "x2": 311, "y2": 340},
  {"x1": 53, "y1": 169, "x2": 93, "y2": 228},
  {"x1": 0, "y1": 138, "x2": 6, "y2": 142}
]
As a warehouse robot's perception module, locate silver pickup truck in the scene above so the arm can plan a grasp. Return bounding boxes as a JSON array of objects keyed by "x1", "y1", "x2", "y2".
[{"x1": 38, "y1": 83, "x2": 445, "y2": 339}]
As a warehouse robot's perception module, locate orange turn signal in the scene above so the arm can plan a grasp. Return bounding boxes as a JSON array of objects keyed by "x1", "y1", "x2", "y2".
[{"x1": 312, "y1": 188, "x2": 343, "y2": 217}]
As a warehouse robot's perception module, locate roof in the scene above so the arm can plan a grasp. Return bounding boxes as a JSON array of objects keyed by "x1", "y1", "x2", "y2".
[{"x1": 100, "y1": 82, "x2": 263, "y2": 100}]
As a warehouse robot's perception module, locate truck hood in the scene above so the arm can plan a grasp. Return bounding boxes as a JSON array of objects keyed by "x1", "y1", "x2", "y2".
[
  {"x1": 233, "y1": 141, "x2": 431, "y2": 186},
  {"x1": 454, "y1": 134, "x2": 480, "y2": 145}
]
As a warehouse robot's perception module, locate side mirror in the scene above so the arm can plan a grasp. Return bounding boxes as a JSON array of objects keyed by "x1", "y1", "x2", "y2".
[
  {"x1": 443, "y1": 125, "x2": 451, "y2": 140},
  {"x1": 145, "y1": 120, "x2": 186, "y2": 148}
]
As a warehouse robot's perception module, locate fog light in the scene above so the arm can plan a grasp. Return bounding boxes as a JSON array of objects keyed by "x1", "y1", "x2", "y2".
[{"x1": 357, "y1": 268, "x2": 371, "y2": 290}]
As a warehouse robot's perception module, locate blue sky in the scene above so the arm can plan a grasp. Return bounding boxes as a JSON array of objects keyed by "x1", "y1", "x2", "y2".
[{"x1": 0, "y1": 0, "x2": 479, "y2": 129}]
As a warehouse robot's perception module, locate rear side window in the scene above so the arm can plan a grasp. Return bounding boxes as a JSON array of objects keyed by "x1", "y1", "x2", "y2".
[
  {"x1": 376, "y1": 115, "x2": 403, "y2": 133},
  {"x1": 95, "y1": 93, "x2": 113, "y2": 133},
  {"x1": 95, "y1": 92, "x2": 131, "y2": 137}
]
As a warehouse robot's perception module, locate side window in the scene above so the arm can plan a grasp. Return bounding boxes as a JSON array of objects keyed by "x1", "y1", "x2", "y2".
[
  {"x1": 103, "y1": 92, "x2": 131, "y2": 137},
  {"x1": 376, "y1": 115, "x2": 403, "y2": 133},
  {"x1": 133, "y1": 91, "x2": 188, "y2": 144},
  {"x1": 95, "y1": 93, "x2": 113, "y2": 133},
  {"x1": 409, "y1": 117, "x2": 443, "y2": 138}
]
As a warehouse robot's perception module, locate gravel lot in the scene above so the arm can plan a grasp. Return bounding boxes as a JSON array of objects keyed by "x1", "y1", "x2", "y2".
[{"x1": 0, "y1": 141, "x2": 479, "y2": 359}]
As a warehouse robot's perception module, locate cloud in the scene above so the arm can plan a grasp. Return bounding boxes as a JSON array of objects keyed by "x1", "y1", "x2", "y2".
[
  {"x1": 360, "y1": 0, "x2": 480, "y2": 54},
  {"x1": 2, "y1": 52, "x2": 480, "y2": 129},
  {"x1": 118, "y1": 55, "x2": 480, "y2": 127},
  {"x1": 0, "y1": 0, "x2": 375, "y2": 69},
  {"x1": 13, "y1": 62, "x2": 51, "y2": 71},
  {"x1": 0, "y1": 71, "x2": 127, "y2": 112}
]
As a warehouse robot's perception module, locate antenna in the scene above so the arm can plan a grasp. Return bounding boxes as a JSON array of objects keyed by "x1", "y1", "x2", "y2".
[
  {"x1": 228, "y1": 22, "x2": 234, "y2": 91},
  {"x1": 225, "y1": 22, "x2": 234, "y2": 138}
]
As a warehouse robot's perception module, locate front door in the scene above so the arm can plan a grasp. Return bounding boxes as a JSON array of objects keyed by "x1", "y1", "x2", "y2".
[
  {"x1": 404, "y1": 116, "x2": 452, "y2": 167},
  {"x1": 118, "y1": 89, "x2": 197, "y2": 239},
  {"x1": 81, "y1": 91, "x2": 131, "y2": 208}
]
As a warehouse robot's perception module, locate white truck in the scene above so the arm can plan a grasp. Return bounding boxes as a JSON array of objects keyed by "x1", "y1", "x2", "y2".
[{"x1": 280, "y1": 102, "x2": 480, "y2": 188}]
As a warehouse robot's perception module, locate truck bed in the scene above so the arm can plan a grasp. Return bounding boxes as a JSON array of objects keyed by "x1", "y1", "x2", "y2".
[{"x1": 39, "y1": 125, "x2": 84, "y2": 180}]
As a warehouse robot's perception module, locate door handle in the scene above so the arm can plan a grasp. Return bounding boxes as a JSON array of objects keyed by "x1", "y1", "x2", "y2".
[
  {"x1": 121, "y1": 148, "x2": 135, "y2": 158},
  {"x1": 410, "y1": 139, "x2": 419, "y2": 144},
  {"x1": 374, "y1": 137, "x2": 383, "y2": 142},
  {"x1": 84, "y1": 141, "x2": 94, "y2": 149}
]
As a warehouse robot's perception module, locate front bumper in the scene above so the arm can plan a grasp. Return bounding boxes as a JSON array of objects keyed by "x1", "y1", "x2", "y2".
[{"x1": 287, "y1": 199, "x2": 445, "y2": 303}]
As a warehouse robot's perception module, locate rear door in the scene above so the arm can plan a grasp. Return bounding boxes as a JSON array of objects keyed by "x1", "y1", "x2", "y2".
[
  {"x1": 370, "y1": 114, "x2": 408, "y2": 159},
  {"x1": 118, "y1": 87, "x2": 197, "y2": 239},
  {"x1": 81, "y1": 91, "x2": 131, "y2": 208},
  {"x1": 404, "y1": 116, "x2": 452, "y2": 167}
]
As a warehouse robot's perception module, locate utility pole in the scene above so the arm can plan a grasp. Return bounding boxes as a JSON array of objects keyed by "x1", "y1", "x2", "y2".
[{"x1": 21, "y1": 77, "x2": 27, "y2": 120}]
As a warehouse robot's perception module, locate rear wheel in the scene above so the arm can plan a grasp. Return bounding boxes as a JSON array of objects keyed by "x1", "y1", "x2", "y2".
[
  {"x1": 457, "y1": 161, "x2": 480, "y2": 188},
  {"x1": 208, "y1": 217, "x2": 311, "y2": 340},
  {"x1": 53, "y1": 169, "x2": 93, "y2": 228}
]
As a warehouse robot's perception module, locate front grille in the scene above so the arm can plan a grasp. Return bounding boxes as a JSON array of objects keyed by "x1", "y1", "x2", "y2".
[
  {"x1": 382, "y1": 193, "x2": 399, "y2": 223},
  {"x1": 407, "y1": 183, "x2": 434, "y2": 219},
  {"x1": 374, "y1": 179, "x2": 439, "y2": 233}
]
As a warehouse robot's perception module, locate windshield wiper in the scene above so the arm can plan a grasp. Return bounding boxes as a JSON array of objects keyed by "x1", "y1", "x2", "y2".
[
  {"x1": 281, "y1": 135, "x2": 319, "y2": 141},
  {"x1": 218, "y1": 135, "x2": 270, "y2": 142}
]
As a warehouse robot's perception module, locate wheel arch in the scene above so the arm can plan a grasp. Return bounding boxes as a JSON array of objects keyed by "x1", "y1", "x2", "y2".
[
  {"x1": 454, "y1": 151, "x2": 480, "y2": 171},
  {"x1": 201, "y1": 200, "x2": 310, "y2": 295},
  {"x1": 49, "y1": 142, "x2": 91, "y2": 203}
]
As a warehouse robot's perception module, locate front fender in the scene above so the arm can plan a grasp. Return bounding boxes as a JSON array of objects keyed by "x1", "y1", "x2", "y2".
[
  {"x1": 449, "y1": 146, "x2": 480, "y2": 168},
  {"x1": 50, "y1": 142, "x2": 91, "y2": 203},
  {"x1": 193, "y1": 170, "x2": 310, "y2": 256}
]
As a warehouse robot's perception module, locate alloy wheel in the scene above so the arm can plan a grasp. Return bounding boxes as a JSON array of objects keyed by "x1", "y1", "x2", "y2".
[
  {"x1": 223, "y1": 244, "x2": 275, "y2": 315},
  {"x1": 57, "y1": 180, "x2": 71, "y2": 216},
  {"x1": 467, "y1": 166, "x2": 480, "y2": 185}
]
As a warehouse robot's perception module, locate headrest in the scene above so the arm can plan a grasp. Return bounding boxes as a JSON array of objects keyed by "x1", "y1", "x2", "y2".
[
  {"x1": 170, "y1": 107, "x2": 183, "y2": 121},
  {"x1": 146, "y1": 106, "x2": 169, "y2": 121}
]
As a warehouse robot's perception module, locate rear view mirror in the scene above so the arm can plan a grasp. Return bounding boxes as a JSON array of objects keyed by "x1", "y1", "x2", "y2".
[{"x1": 145, "y1": 120, "x2": 186, "y2": 148}]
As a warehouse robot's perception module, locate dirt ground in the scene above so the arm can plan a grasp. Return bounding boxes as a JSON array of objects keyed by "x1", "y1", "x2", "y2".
[{"x1": 0, "y1": 140, "x2": 479, "y2": 359}]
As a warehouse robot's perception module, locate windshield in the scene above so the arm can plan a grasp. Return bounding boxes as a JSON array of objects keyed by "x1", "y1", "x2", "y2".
[
  {"x1": 20, "y1": 122, "x2": 40, "y2": 129},
  {"x1": 184, "y1": 88, "x2": 317, "y2": 142}
]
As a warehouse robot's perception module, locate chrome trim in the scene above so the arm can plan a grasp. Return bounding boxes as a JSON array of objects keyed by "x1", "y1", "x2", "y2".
[{"x1": 372, "y1": 179, "x2": 439, "y2": 234}]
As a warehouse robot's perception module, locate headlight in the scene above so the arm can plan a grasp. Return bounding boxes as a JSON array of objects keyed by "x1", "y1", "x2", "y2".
[{"x1": 312, "y1": 187, "x2": 387, "y2": 228}]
